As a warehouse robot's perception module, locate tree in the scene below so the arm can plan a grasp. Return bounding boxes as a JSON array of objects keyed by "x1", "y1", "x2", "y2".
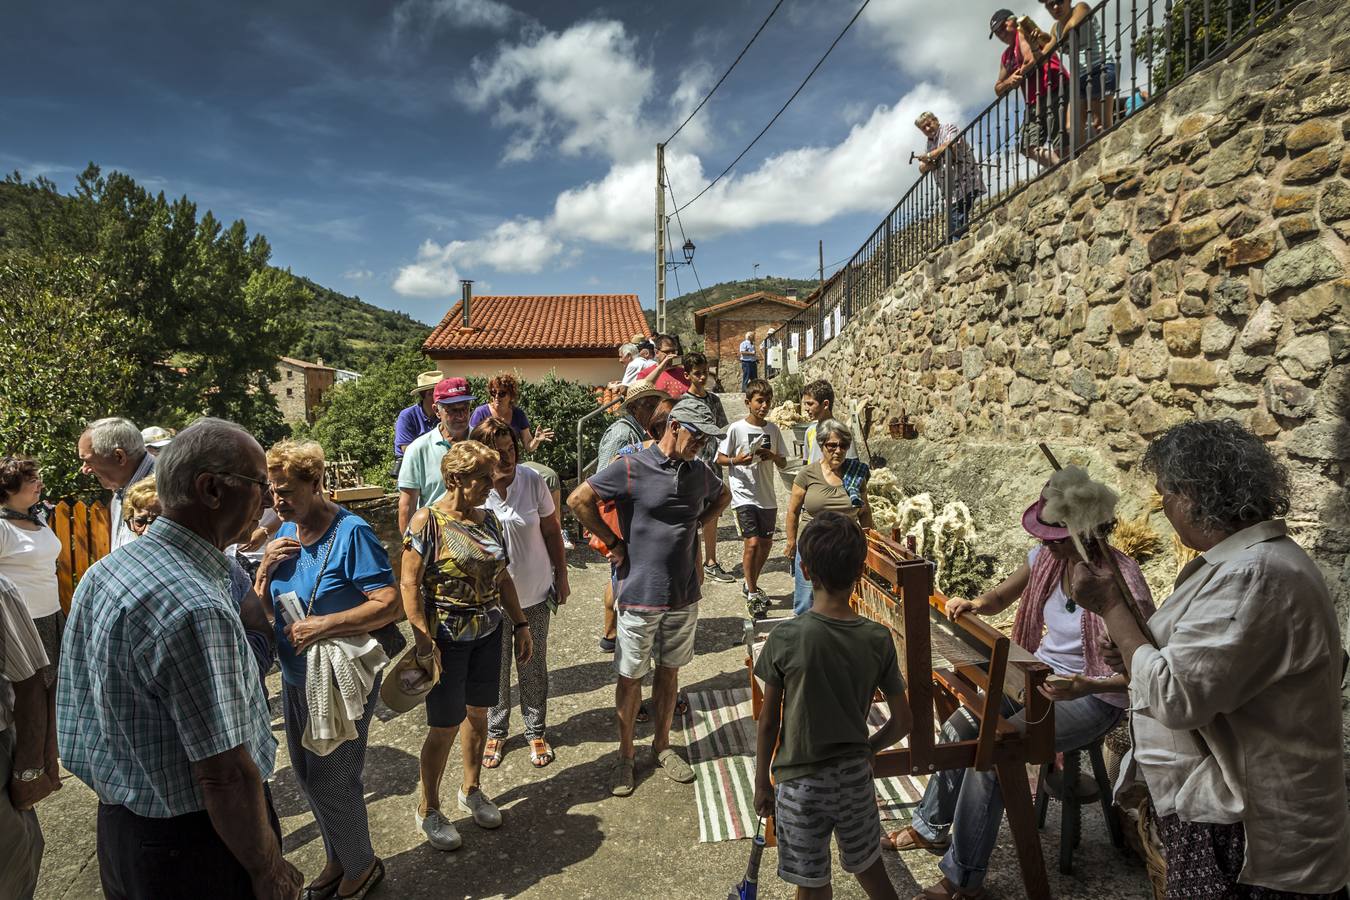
[{"x1": 0, "y1": 256, "x2": 142, "y2": 499}]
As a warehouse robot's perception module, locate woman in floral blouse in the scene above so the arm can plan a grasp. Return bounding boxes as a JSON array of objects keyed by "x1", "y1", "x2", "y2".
[{"x1": 400, "y1": 440, "x2": 533, "y2": 854}]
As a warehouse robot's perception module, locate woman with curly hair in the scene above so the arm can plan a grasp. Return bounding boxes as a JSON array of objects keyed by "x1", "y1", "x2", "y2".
[{"x1": 1073, "y1": 419, "x2": 1350, "y2": 899}]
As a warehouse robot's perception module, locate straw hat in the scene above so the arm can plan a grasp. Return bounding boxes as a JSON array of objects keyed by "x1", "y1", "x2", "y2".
[
  {"x1": 623, "y1": 384, "x2": 670, "y2": 409},
  {"x1": 380, "y1": 648, "x2": 442, "y2": 714},
  {"x1": 410, "y1": 370, "x2": 443, "y2": 395}
]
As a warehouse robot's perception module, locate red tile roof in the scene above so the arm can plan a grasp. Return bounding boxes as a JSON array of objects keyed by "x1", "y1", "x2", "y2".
[
  {"x1": 692, "y1": 291, "x2": 809, "y2": 334},
  {"x1": 423, "y1": 294, "x2": 650, "y2": 358}
]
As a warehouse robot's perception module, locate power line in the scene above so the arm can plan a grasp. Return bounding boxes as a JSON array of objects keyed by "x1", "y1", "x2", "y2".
[
  {"x1": 665, "y1": 0, "x2": 788, "y2": 147},
  {"x1": 672, "y1": 0, "x2": 871, "y2": 216}
]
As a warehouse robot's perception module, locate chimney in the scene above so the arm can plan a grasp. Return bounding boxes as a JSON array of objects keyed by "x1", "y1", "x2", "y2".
[{"x1": 460, "y1": 280, "x2": 474, "y2": 328}]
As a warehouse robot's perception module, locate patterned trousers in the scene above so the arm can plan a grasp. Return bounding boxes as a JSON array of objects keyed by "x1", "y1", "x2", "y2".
[
  {"x1": 1157, "y1": 813, "x2": 1349, "y2": 900},
  {"x1": 488, "y1": 602, "x2": 552, "y2": 740},
  {"x1": 282, "y1": 676, "x2": 380, "y2": 877}
]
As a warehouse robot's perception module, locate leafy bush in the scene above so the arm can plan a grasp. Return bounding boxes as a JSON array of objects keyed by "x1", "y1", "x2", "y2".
[
  {"x1": 515, "y1": 374, "x2": 609, "y2": 484},
  {"x1": 771, "y1": 371, "x2": 805, "y2": 406}
]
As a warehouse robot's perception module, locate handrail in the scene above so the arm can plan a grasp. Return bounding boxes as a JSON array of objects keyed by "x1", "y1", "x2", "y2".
[
  {"x1": 575, "y1": 394, "x2": 625, "y2": 484},
  {"x1": 773, "y1": 0, "x2": 1303, "y2": 368}
]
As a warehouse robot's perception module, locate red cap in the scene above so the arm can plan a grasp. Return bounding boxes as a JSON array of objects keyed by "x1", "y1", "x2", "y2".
[
  {"x1": 1021, "y1": 493, "x2": 1071, "y2": 541},
  {"x1": 433, "y1": 377, "x2": 475, "y2": 405}
]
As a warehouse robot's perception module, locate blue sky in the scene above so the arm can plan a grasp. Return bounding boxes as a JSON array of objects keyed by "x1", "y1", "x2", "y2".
[{"x1": 4, "y1": 0, "x2": 1006, "y2": 324}]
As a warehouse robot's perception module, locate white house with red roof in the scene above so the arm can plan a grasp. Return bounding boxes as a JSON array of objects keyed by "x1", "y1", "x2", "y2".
[{"x1": 422, "y1": 290, "x2": 649, "y2": 386}]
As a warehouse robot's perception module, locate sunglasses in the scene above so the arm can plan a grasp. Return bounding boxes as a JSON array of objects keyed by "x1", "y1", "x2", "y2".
[
  {"x1": 677, "y1": 421, "x2": 709, "y2": 443},
  {"x1": 132, "y1": 514, "x2": 158, "y2": 527},
  {"x1": 821, "y1": 441, "x2": 850, "y2": 452},
  {"x1": 488, "y1": 390, "x2": 514, "y2": 399}
]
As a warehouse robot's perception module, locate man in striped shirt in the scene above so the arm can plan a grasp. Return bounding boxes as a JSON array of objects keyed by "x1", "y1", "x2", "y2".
[{"x1": 915, "y1": 111, "x2": 986, "y2": 243}]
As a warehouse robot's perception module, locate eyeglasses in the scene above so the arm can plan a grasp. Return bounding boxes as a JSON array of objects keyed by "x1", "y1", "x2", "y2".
[
  {"x1": 488, "y1": 390, "x2": 514, "y2": 399},
  {"x1": 677, "y1": 421, "x2": 708, "y2": 443},
  {"x1": 212, "y1": 471, "x2": 272, "y2": 493},
  {"x1": 132, "y1": 514, "x2": 158, "y2": 527},
  {"x1": 821, "y1": 441, "x2": 850, "y2": 452}
]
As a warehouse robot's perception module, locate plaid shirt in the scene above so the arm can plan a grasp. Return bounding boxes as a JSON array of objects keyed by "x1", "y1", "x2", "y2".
[{"x1": 57, "y1": 517, "x2": 276, "y2": 818}]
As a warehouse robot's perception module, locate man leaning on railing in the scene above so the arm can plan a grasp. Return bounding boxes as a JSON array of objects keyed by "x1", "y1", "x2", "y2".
[
  {"x1": 991, "y1": 8, "x2": 1067, "y2": 169},
  {"x1": 914, "y1": 112, "x2": 986, "y2": 244}
]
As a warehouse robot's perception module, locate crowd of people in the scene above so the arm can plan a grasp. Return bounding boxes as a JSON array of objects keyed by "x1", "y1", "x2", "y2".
[{"x1": 0, "y1": 335, "x2": 1346, "y2": 900}]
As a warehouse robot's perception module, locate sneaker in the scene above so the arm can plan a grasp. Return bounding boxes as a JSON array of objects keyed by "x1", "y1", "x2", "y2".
[
  {"x1": 598, "y1": 635, "x2": 617, "y2": 653},
  {"x1": 746, "y1": 589, "x2": 770, "y2": 620},
  {"x1": 611, "y1": 754, "x2": 636, "y2": 797},
  {"x1": 458, "y1": 787, "x2": 502, "y2": 829},
  {"x1": 415, "y1": 808, "x2": 462, "y2": 851},
  {"x1": 703, "y1": 562, "x2": 735, "y2": 583},
  {"x1": 655, "y1": 747, "x2": 696, "y2": 784},
  {"x1": 562, "y1": 533, "x2": 575, "y2": 551}
]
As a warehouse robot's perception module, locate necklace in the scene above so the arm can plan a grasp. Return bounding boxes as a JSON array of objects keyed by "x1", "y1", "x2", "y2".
[{"x1": 0, "y1": 505, "x2": 45, "y2": 527}]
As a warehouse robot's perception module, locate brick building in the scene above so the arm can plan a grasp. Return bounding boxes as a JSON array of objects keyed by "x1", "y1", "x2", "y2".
[
  {"x1": 270, "y1": 356, "x2": 337, "y2": 425},
  {"x1": 423, "y1": 293, "x2": 649, "y2": 386},
  {"x1": 693, "y1": 291, "x2": 809, "y2": 389}
]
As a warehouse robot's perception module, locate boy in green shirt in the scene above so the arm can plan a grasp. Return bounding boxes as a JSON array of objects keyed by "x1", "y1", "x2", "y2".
[{"x1": 753, "y1": 511, "x2": 911, "y2": 899}]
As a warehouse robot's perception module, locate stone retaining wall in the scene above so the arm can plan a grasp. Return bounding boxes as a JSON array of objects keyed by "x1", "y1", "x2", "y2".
[{"x1": 805, "y1": 0, "x2": 1349, "y2": 627}]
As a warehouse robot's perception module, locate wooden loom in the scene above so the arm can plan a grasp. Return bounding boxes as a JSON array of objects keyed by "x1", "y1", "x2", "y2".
[{"x1": 749, "y1": 530, "x2": 1055, "y2": 899}]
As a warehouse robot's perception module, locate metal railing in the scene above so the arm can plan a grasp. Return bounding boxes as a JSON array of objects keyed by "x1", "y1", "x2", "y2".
[
  {"x1": 576, "y1": 394, "x2": 625, "y2": 484},
  {"x1": 775, "y1": 0, "x2": 1301, "y2": 367}
]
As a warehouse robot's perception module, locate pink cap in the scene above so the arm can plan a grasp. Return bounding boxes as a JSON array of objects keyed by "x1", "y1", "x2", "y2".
[
  {"x1": 433, "y1": 377, "x2": 475, "y2": 405},
  {"x1": 1021, "y1": 493, "x2": 1071, "y2": 541}
]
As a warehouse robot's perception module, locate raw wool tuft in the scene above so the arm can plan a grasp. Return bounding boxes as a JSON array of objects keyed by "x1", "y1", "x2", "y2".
[
  {"x1": 1041, "y1": 464, "x2": 1120, "y2": 563},
  {"x1": 767, "y1": 400, "x2": 806, "y2": 429}
]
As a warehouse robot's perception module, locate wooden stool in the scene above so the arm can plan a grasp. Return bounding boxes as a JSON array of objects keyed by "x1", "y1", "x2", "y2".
[{"x1": 1034, "y1": 736, "x2": 1124, "y2": 874}]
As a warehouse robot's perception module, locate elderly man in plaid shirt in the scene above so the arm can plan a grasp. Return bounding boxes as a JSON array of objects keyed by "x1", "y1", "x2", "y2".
[
  {"x1": 57, "y1": 418, "x2": 303, "y2": 900},
  {"x1": 915, "y1": 111, "x2": 986, "y2": 243}
]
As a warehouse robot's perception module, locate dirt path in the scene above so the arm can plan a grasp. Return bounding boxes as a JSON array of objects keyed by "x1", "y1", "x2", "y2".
[{"x1": 35, "y1": 409, "x2": 1152, "y2": 898}]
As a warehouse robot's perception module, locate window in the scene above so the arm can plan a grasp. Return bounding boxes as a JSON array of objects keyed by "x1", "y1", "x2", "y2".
[
  {"x1": 286, "y1": 388, "x2": 294, "y2": 397},
  {"x1": 286, "y1": 370, "x2": 293, "y2": 379}
]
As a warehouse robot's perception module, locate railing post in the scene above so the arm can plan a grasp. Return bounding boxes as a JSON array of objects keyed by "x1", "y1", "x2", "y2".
[
  {"x1": 943, "y1": 146, "x2": 953, "y2": 244},
  {"x1": 1068, "y1": 25, "x2": 1083, "y2": 158},
  {"x1": 885, "y1": 216, "x2": 894, "y2": 289}
]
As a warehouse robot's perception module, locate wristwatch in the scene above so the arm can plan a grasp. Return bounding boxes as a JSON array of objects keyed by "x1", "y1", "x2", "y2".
[{"x1": 14, "y1": 766, "x2": 44, "y2": 783}]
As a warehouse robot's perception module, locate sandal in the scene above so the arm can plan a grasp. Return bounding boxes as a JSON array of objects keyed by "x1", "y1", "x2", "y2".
[
  {"x1": 529, "y1": 738, "x2": 555, "y2": 768},
  {"x1": 303, "y1": 872, "x2": 342, "y2": 900},
  {"x1": 337, "y1": 858, "x2": 385, "y2": 900},
  {"x1": 881, "y1": 824, "x2": 950, "y2": 852},
  {"x1": 482, "y1": 738, "x2": 505, "y2": 769},
  {"x1": 912, "y1": 878, "x2": 986, "y2": 900}
]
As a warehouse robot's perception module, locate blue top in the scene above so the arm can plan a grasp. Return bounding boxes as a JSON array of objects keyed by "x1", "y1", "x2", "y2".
[
  {"x1": 394, "y1": 402, "x2": 438, "y2": 459},
  {"x1": 468, "y1": 403, "x2": 530, "y2": 435},
  {"x1": 268, "y1": 510, "x2": 395, "y2": 685},
  {"x1": 586, "y1": 444, "x2": 722, "y2": 612},
  {"x1": 56, "y1": 517, "x2": 276, "y2": 818}
]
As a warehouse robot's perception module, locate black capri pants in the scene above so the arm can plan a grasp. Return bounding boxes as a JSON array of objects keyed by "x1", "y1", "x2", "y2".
[{"x1": 425, "y1": 625, "x2": 504, "y2": 728}]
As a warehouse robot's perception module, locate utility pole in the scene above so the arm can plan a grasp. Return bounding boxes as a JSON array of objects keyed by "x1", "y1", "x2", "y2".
[
  {"x1": 655, "y1": 143, "x2": 667, "y2": 334},
  {"x1": 818, "y1": 239, "x2": 825, "y2": 293}
]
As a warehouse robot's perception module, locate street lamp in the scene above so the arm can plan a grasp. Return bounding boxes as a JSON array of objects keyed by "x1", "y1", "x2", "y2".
[{"x1": 682, "y1": 239, "x2": 695, "y2": 264}]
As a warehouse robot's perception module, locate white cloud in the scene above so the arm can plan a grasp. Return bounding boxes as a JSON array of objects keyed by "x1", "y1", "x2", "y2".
[
  {"x1": 861, "y1": 0, "x2": 1008, "y2": 111},
  {"x1": 457, "y1": 19, "x2": 654, "y2": 163},
  {"x1": 343, "y1": 268, "x2": 373, "y2": 281},
  {"x1": 392, "y1": 219, "x2": 562, "y2": 297},
  {"x1": 391, "y1": 0, "x2": 518, "y2": 40}
]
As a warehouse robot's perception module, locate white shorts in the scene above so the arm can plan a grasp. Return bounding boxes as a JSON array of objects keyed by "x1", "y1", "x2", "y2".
[{"x1": 613, "y1": 603, "x2": 699, "y2": 679}]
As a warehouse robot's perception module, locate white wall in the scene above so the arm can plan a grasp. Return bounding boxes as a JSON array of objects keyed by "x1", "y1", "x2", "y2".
[{"x1": 433, "y1": 356, "x2": 619, "y2": 387}]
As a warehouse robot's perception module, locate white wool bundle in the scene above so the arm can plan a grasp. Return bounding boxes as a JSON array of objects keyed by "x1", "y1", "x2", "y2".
[{"x1": 1040, "y1": 465, "x2": 1119, "y2": 563}]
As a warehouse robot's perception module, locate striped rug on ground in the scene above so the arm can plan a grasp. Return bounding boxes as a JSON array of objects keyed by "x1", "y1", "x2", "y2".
[{"x1": 684, "y1": 687, "x2": 930, "y2": 843}]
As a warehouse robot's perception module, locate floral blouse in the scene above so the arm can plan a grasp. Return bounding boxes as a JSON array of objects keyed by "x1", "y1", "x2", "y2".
[{"x1": 404, "y1": 507, "x2": 509, "y2": 641}]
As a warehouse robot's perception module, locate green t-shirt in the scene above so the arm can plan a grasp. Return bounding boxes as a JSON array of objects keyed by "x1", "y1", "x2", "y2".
[
  {"x1": 793, "y1": 462, "x2": 861, "y2": 523},
  {"x1": 753, "y1": 611, "x2": 905, "y2": 782}
]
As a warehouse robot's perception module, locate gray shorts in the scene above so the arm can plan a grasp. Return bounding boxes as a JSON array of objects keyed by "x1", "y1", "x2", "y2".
[
  {"x1": 774, "y1": 755, "x2": 882, "y2": 888},
  {"x1": 521, "y1": 461, "x2": 559, "y2": 493},
  {"x1": 613, "y1": 603, "x2": 699, "y2": 679}
]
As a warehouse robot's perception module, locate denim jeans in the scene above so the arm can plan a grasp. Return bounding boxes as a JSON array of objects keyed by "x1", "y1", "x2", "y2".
[
  {"x1": 792, "y1": 550, "x2": 814, "y2": 615},
  {"x1": 911, "y1": 693, "x2": 1123, "y2": 889},
  {"x1": 947, "y1": 192, "x2": 979, "y2": 243}
]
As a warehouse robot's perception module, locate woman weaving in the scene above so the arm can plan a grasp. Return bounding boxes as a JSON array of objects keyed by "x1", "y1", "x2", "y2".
[{"x1": 888, "y1": 480, "x2": 1155, "y2": 900}]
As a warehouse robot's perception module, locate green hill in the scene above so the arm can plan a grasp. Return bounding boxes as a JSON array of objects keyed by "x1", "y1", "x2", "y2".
[
  {"x1": 647, "y1": 276, "x2": 821, "y2": 351},
  {"x1": 286, "y1": 277, "x2": 429, "y2": 372}
]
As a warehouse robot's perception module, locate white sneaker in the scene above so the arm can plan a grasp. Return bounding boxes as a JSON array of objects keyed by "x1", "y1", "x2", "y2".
[
  {"x1": 458, "y1": 787, "x2": 503, "y2": 829},
  {"x1": 415, "y1": 808, "x2": 462, "y2": 851},
  {"x1": 562, "y1": 533, "x2": 575, "y2": 550}
]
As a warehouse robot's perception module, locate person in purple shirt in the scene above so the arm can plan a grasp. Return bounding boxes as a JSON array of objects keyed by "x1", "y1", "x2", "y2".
[{"x1": 393, "y1": 371, "x2": 443, "y2": 477}]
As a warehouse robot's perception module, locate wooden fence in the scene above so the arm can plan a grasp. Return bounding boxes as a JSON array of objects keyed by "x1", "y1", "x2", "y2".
[{"x1": 50, "y1": 500, "x2": 110, "y2": 614}]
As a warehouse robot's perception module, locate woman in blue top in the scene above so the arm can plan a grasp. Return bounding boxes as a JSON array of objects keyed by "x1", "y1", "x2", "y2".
[{"x1": 255, "y1": 440, "x2": 399, "y2": 900}]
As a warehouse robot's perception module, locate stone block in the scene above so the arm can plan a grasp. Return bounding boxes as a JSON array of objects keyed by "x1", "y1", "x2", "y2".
[
  {"x1": 1229, "y1": 346, "x2": 1274, "y2": 379},
  {"x1": 1130, "y1": 337, "x2": 1170, "y2": 380},
  {"x1": 1265, "y1": 374, "x2": 1317, "y2": 418},
  {"x1": 1099, "y1": 165, "x2": 1139, "y2": 187},
  {"x1": 1179, "y1": 215, "x2": 1220, "y2": 251},
  {"x1": 1069, "y1": 368, "x2": 1099, "y2": 401},
  {"x1": 1283, "y1": 145, "x2": 1340, "y2": 183},
  {"x1": 1167, "y1": 358, "x2": 1221, "y2": 387},
  {"x1": 1130, "y1": 396, "x2": 1190, "y2": 436},
  {"x1": 1286, "y1": 278, "x2": 1349, "y2": 327},
  {"x1": 1207, "y1": 384, "x2": 1257, "y2": 407},
  {"x1": 1107, "y1": 375, "x2": 1145, "y2": 406},
  {"x1": 1093, "y1": 200, "x2": 1127, "y2": 235},
  {"x1": 1239, "y1": 300, "x2": 1284, "y2": 350},
  {"x1": 1136, "y1": 194, "x2": 1174, "y2": 231},
  {"x1": 1223, "y1": 230, "x2": 1277, "y2": 267},
  {"x1": 1320, "y1": 180, "x2": 1350, "y2": 222},
  {"x1": 1203, "y1": 129, "x2": 1263, "y2": 186},
  {"x1": 1181, "y1": 190, "x2": 1213, "y2": 219},
  {"x1": 1009, "y1": 377, "x2": 1036, "y2": 407},
  {"x1": 1164, "y1": 318, "x2": 1203, "y2": 356},
  {"x1": 1283, "y1": 421, "x2": 1350, "y2": 461},
  {"x1": 1083, "y1": 306, "x2": 1112, "y2": 345},
  {"x1": 1148, "y1": 224, "x2": 1183, "y2": 261},
  {"x1": 1247, "y1": 404, "x2": 1281, "y2": 437},
  {"x1": 1278, "y1": 213, "x2": 1319, "y2": 243},
  {"x1": 1013, "y1": 346, "x2": 1052, "y2": 382},
  {"x1": 1263, "y1": 242, "x2": 1344, "y2": 293},
  {"x1": 1179, "y1": 292, "x2": 1209, "y2": 317},
  {"x1": 1210, "y1": 275, "x2": 1252, "y2": 316},
  {"x1": 1201, "y1": 319, "x2": 1237, "y2": 355},
  {"x1": 961, "y1": 347, "x2": 985, "y2": 381},
  {"x1": 1272, "y1": 187, "x2": 1317, "y2": 216},
  {"x1": 1330, "y1": 325, "x2": 1350, "y2": 364},
  {"x1": 1285, "y1": 118, "x2": 1340, "y2": 153},
  {"x1": 1147, "y1": 297, "x2": 1179, "y2": 321},
  {"x1": 1109, "y1": 298, "x2": 1145, "y2": 336},
  {"x1": 1277, "y1": 332, "x2": 1332, "y2": 381}
]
